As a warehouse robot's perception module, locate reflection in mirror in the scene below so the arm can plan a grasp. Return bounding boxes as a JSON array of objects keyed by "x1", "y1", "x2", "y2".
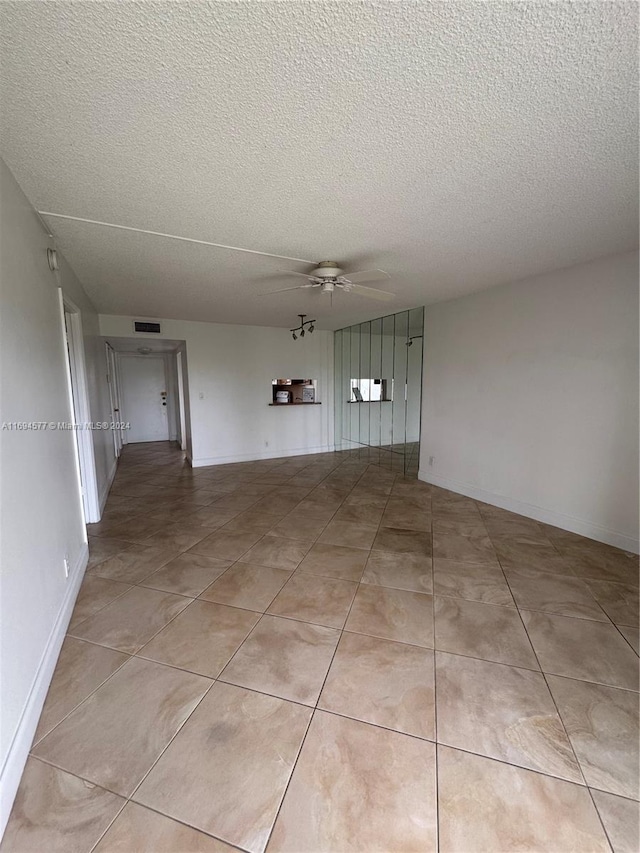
[
  {"x1": 350, "y1": 378, "x2": 388, "y2": 402},
  {"x1": 334, "y1": 307, "x2": 424, "y2": 476}
]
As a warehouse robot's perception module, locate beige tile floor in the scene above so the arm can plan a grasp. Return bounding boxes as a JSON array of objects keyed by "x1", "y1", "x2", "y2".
[{"x1": 3, "y1": 441, "x2": 639, "y2": 853}]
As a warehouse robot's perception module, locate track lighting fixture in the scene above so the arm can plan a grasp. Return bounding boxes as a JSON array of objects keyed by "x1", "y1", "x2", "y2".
[{"x1": 289, "y1": 314, "x2": 316, "y2": 341}]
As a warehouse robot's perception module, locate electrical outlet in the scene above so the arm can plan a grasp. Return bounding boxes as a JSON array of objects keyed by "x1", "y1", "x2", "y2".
[
  {"x1": 63, "y1": 555, "x2": 70, "y2": 578},
  {"x1": 428, "y1": 456, "x2": 435, "y2": 466},
  {"x1": 198, "y1": 391, "x2": 204, "y2": 400},
  {"x1": 265, "y1": 440, "x2": 269, "y2": 447}
]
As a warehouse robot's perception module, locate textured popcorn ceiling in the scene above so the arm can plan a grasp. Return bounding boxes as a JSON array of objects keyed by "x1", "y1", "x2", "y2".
[{"x1": 1, "y1": 1, "x2": 637, "y2": 330}]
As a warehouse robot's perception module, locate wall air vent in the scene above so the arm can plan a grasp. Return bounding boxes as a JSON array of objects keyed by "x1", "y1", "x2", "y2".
[{"x1": 133, "y1": 321, "x2": 162, "y2": 334}]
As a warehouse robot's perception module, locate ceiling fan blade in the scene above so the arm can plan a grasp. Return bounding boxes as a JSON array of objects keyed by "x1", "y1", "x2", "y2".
[
  {"x1": 342, "y1": 269, "x2": 390, "y2": 284},
  {"x1": 350, "y1": 283, "x2": 395, "y2": 301},
  {"x1": 262, "y1": 284, "x2": 314, "y2": 295}
]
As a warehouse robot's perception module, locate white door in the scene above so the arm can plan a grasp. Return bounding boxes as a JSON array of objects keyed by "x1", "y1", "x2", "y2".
[{"x1": 119, "y1": 355, "x2": 169, "y2": 443}]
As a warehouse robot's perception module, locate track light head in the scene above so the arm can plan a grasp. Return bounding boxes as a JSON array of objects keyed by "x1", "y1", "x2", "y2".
[
  {"x1": 300, "y1": 329, "x2": 305, "y2": 337},
  {"x1": 292, "y1": 332, "x2": 297, "y2": 340},
  {"x1": 308, "y1": 324, "x2": 314, "y2": 333}
]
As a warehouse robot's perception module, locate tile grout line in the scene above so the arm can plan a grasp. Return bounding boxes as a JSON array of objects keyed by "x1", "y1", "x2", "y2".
[
  {"x1": 33, "y1": 693, "x2": 623, "y2": 815},
  {"x1": 611, "y1": 621, "x2": 640, "y2": 657},
  {"x1": 66, "y1": 578, "x2": 134, "y2": 631},
  {"x1": 429, "y1": 495, "x2": 441, "y2": 853},
  {"x1": 86, "y1": 677, "x2": 248, "y2": 853},
  {"x1": 487, "y1": 529, "x2": 592, "y2": 790},
  {"x1": 29, "y1": 651, "x2": 133, "y2": 750},
  {"x1": 261, "y1": 459, "x2": 394, "y2": 852},
  {"x1": 24, "y1": 755, "x2": 131, "y2": 853},
  {"x1": 36, "y1": 446, "x2": 636, "y2": 849}
]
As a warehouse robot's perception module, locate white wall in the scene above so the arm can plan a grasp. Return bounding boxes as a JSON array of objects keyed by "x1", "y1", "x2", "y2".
[
  {"x1": 0, "y1": 159, "x2": 115, "y2": 833},
  {"x1": 100, "y1": 315, "x2": 334, "y2": 465},
  {"x1": 420, "y1": 251, "x2": 639, "y2": 552}
]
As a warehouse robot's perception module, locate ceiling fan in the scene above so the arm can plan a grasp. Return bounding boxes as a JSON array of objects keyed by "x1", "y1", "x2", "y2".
[
  {"x1": 264, "y1": 261, "x2": 395, "y2": 302},
  {"x1": 36, "y1": 213, "x2": 396, "y2": 301}
]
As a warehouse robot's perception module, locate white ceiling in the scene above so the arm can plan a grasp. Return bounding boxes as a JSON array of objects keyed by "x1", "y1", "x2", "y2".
[{"x1": 1, "y1": 2, "x2": 637, "y2": 331}]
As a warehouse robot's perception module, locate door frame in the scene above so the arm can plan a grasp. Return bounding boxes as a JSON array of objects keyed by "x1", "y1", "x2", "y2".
[
  {"x1": 105, "y1": 342, "x2": 123, "y2": 457},
  {"x1": 59, "y1": 290, "x2": 100, "y2": 524},
  {"x1": 176, "y1": 350, "x2": 187, "y2": 451}
]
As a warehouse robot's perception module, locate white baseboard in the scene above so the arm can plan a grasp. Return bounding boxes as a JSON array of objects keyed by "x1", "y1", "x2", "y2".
[
  {"x1": 419, "y1": 471, "x2": 640, "y2": 554},
  {"x1": 0, "y1": 543, "x2": 89, "y2": 837},
  {"x1": 98, "y1": 456, "x2": 119, "y2": 515},
  {"x1": 191, "y1": 445, "x2": 337, "y2": 468}
]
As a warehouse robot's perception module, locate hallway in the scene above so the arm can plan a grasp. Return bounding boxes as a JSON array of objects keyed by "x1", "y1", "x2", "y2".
[{"x1": 3, "y1": 442, "x2": 638, "y2": 852}]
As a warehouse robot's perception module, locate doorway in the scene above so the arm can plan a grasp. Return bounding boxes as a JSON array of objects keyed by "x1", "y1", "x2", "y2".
[
  {"x1": 176, "y1": 350, "x2": 187, "y2": 451},
  {"x1": 119, "y1": 354, "x2": 170, "y2": 443},
  {"x1": 103, "y1": 337, "x2": 190, "y2": 453}
]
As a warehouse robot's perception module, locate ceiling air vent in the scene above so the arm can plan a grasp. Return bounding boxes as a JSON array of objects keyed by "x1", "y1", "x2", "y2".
[{"x1": 133, "y1": 320, "x2": 162, "y2": 334}]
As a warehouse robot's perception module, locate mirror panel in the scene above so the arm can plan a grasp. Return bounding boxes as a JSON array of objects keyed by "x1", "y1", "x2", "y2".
[
  {"x1": 406, "y1": 307, "x2": 424, "y2": 476},
  {"x1": 335, "y1": 307, "x2": 423, "y2": 475},
  {"x1": 370, "y1": 317, "x2": 383, "y2": 452},
  {"x1": 334, "y1": 329, "x2": 344, "y2": 447},
  {"x1": 358, "y1": 321, "x2": 371, "y2": 447},
  {"x1": 381, "y1": 314, "x2": 395, "y2": 462},
  {"x1": 392, "y1": 310, "x2": 409, "y2": 458},
  {"x1": 349, "y1": 324, "x2": 360, "y2": 447}
]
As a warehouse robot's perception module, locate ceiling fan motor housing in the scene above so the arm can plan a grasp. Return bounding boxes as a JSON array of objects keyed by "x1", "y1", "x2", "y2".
[{"x1": 313, "y1": 261, "x2": 344, "y2": 279}]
